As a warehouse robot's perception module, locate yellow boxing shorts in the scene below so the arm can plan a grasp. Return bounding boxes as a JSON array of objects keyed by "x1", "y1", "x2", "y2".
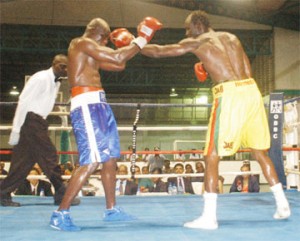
[{"x1": 204, "y1": 79, "x2": 270, "y2": 157}]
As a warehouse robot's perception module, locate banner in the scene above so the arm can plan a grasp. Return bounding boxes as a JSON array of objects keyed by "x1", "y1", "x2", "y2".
[{"x1": 268, "y1": 93, "x2": 286, "y2": 187}]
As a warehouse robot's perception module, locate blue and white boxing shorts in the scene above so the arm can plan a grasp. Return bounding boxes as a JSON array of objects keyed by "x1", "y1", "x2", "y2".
[{"x1": 70, "y1": 87, "x2": 120, "y2": 166}]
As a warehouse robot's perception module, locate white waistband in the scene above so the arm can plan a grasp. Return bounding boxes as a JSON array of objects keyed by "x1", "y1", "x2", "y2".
[{"x1": 71, "y1": 90, "x2": 106, "y2": 111}]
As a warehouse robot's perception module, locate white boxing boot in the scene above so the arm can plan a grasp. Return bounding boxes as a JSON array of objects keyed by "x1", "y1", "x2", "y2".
[
  {"x1": 270, "y1": 183, "x2": 291, "y2": 219},
  {"x1": 184, "y1": 193, "x2": 218, "y2": 230}
]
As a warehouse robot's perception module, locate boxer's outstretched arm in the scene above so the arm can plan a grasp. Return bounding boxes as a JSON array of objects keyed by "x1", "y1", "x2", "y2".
[{"x1": 141, "y1": 38, "x2": 199, "y2": 58}]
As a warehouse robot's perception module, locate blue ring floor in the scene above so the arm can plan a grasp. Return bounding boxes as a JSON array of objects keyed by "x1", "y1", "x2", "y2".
[{"x1": 0, "y1": 191, "x2": 299, "y2": 241}]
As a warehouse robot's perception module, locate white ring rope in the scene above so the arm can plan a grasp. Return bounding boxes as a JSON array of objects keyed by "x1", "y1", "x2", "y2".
[
  {"x1": 0, "y1": 171, "x2": 273, "y2": 181},
  {"x1": 0, "y1": 126, "x2": 208, "y2": 131},
  {"x1": 285, "y1": 169, "x2": 300, "y2": 175},
  {"x1": 1, "y1": 170, "x2": 299, "y2": 181}
]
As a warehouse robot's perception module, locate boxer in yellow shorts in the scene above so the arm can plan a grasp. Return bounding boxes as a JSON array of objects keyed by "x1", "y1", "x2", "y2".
[
  {"x1": 141, "y1": 10, "x2": 290, "y2": 230},
  {"x1": 204, "y1": 79, "x2": 270, "y2": 157}
]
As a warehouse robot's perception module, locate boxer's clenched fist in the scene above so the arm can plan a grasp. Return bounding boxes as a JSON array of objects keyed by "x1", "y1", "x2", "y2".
[
  {"x1": 110, "y1": 28, "x2": 135, "y2": 48},
  {"x1": 132, "y1": 17, "x2": 162, "y2": 49},
  {"x1": 194, "y1": 62, "x2": 208, "y2": 82}
]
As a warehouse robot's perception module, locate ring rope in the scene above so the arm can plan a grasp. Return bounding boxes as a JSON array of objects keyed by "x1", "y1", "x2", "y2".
[
  {"x1": 0, "y1": 147, "x2": 299, "y2": 156},
  {"x1": 285, "y1": 169, "x2": 300, "y2": 175},
  {"x1": 2, "y1": 170, "x2": 299, "y2": 182},
  {"x1": 0, "y1": 126, "x2": 208, "y2": 131},
  {"x1": 0, "y1": 171, "x2": 275, "y2": 181},
  {"x1": 0, "y1": 102, "x2": 212, "y2": 108},
  {"x1": 1, "y1": 98, "x2": 298, "y2": 108},
  {"x1": 284, "y1": 96, "x2": 300, "y2": 104}
]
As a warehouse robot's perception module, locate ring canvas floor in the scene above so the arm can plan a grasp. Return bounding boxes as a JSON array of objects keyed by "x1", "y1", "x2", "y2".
[{"x1": 0, "y1": 191, "x2": 299, "y2": 241}]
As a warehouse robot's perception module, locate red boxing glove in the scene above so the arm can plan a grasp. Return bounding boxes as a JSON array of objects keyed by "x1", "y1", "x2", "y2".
[
  {"x1": 194, "y1": 62, "x2": 208, "y2": 82},
  {"x1": 110, "y1": 28, "x2": 135, "y2": 48},
  {"x1": 132, "y1": 17, "x2": 162, "y2": 49}
]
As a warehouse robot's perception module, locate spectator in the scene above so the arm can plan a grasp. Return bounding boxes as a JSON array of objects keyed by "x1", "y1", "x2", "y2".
[
  {"x1": 64, "y1": 161, "x2": 74, "y2": 175},
  {"x1": 81, "y1": 180, "x2": 97, "y2": 196},
  {"x1": 0, "y1": 162, "x2": 8, "y2": 175},
  {"x1": 15, "y1": 167, "x2": 53, "y2": 196},
  {"x1": 59, "y1": 164, "x2": 66, "y2": 176},
  {"x1": 33, "y1": 163, "x2": 43, "y2": 175},
  {"x1": 163, "y1": 159, "x2": 173, "y2": 174},
  {"x1": 138, "y1": 166, "x2": 154, "y2": 193},
  {"x1": 142, "y1": 147, "x2": 151, "y2": 162},
  {"x1": 174, "y1": 150, "x2": 186, "y2": 162},
  {"x1": 192, "y1": 161, "x2": 205, "y2": 182},
  {"x1": 116, "y1": 164, "x2": 138, "y2": 195},
  {"x1": 149, "y1": 168, "x2": 168, "y2": 193},
  {"x1": 124, "y1": 145, "x2": 141, "y2": 162},
  {"x1": 148, "y1": 146, "x2": 166, "y2": 172},
  {"x1": 132, "y1": 165, "x2": 141, "y2": 185},
  {"x1": 230, "y1": 161, "x2": 260, "y2": 193},
  {"x1": 124, "y1": 145, "x2": 133, "y2": 162},
  {"x1": 185, "y1": 164, "x2": 194, "y2": 182},
  {"x1": 185, "y1": 164, "x2": 194, "y2": 174},
  {"x1": 167, "y1": 163, "x2": 194, "y2": 194},
  {"x1": 191, "y1": 162, "x2": 224, "y2": 194},
  {"x1": 189, "y1": 149, "x2": 201, "y2": 161},
  {"x1": 217, "y1": 176, "x2": 225, "y2": 194}
]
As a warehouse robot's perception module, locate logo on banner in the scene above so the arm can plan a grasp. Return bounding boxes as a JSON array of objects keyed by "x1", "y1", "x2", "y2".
[
  {"x1": 270, "y1": 100, "x2": 282, "y2": 140},
  {"x1": 270, "y1": 100, "x2": 282, "y2": 114}
]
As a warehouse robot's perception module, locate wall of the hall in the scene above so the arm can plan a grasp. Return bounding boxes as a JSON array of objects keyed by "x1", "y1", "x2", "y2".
[
  {"x1": 1, "y1": 1, "x2": 298, "y2": 191},
  {"x1": 274, "y1": 28, "x2": 300, "y2": 90}
]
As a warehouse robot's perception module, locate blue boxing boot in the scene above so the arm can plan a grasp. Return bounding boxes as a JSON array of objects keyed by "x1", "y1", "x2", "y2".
[
  {"x1": 103, "y1": 206, "x2": 137, "y2": 222},
  {"x1": 50, "y1": 210, "x2": 81, "y2": 231}
]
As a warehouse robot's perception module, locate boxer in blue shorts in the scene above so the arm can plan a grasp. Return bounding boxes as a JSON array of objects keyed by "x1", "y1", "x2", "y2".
[
  {"x1": 70, "y1": 89, "x2": 120, "y2": 166},
  {"x1": 49, "y1": 17, "x2": 162, "y2": 231}
]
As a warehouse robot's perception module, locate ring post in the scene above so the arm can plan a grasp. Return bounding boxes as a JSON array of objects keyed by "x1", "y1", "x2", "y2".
[
  {"x1": 268, "y1": 92, "x2": 286, "y2": 187},
  {"x1": 131, "y1": 104, "x2": 141, "y2": 180}
]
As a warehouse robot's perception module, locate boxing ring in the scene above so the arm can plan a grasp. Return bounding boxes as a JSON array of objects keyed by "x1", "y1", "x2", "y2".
[
  {"x1": 0, "y1": 94, "x2": 299, "y2": 240},
  {"x1": 0, "y1": 193, "x2": 299, "y2": 241}
]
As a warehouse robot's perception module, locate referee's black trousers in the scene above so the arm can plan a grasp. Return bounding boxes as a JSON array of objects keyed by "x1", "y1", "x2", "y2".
[{"x1": 0, "y1": 112, "x2": 64, "y2": 198}]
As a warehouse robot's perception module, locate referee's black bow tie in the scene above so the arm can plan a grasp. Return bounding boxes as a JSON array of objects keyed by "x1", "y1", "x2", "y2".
[{"x1": 55, "y1": 77, "x2": 62, "y2": 82}]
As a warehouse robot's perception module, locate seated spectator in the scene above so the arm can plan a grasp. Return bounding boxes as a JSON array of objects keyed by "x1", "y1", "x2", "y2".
[
  {"x1": 59, "y1": 163, "x2": 66, "y2": 175},
  {"x1": 64, "y1": 161, "x2": 74, "y2": 175},
  {"x1": 217, "y1": 175, "x2": 225, "y2": 194},
  {"x1": 142, "y1": 147, "x2": 151, "y2": 162},
  {"x1": 162, "y1": 159, "x2": 173, "y2": 174},
  {"x1": 191, "y1": 161, "x2": 205, "y2": 182},
  {"x1": 133, "y1": 165, "x2": 141, "y2": 175},
  {"x1": 33, "y1": 163, "x2": 43, "y2": 175},
  {"x1": 191, "y1": 162, "x2": 224, "y2": 194},
  {"x1": 124, "y1": 145, "x2": 141, "y2": 162},
  {"x1": 188, "y1": 149, "x2": 201, "y2": 161},
  {"x1": 15, "y1": 167, "x2": 53, "y2": 196},
  {"x1": 131, "y1": 165, "x2": 141, "y2": 185},
  {"x1": 138, "y1": 166, "x2": 154, "y2": 193},
  {"x1": 81, "y1": 180, "x2": 97, "y2": 196},
  {"x1": 148, "y1": 146, "x2": 166, "y2": 172},
  {"x1": 230, "y1": 161, "x2": 260, "y2": 193},
  {"x1": 149, "y1": 168, "x2": 168, "y2": 193},
  {"x1": 174, "y1": 150, "x2": 186, "y2": 162},
  {"x1": 124, "y1": 145, "x2": 133, "y2": 162},
  {"x1": 0, "y1": 162, "x2": 8, "y2": 185},
  {"x1": 0, "y1": 162, "x2": 8, "y2": 175},
  {"x1": 185, "y1": 164, "x2": 194, "y2": 174},
  {"x1": 167, "y1": 163, "x2": 194, "y2": 194},
  {"x1": 116, "y1": 164, "x2": 138, "y2": 195},
  {"x1": 185, "y1": 163, "x2": 194, "y2": 182}
]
